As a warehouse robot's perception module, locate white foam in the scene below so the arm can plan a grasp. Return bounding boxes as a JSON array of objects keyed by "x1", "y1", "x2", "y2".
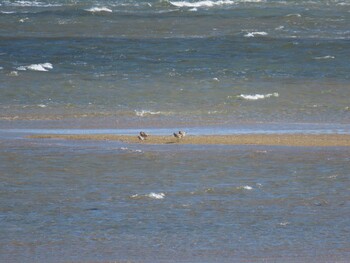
[
  {"x1": 147, "y1": 192, "x2": 165, "y2": 199},
  {"x1": 57, "y1": 19, "x2": 73, "y2": 25},
  {"x1": 244, "y1": 31, "x2": 268, "y2": 37},
  {"x1": 170, "y1": 0, "x2": 263, "y2": 7},
  {"x1": 19, "y1": 18, "x2": 29, "y2": 23},
  {"x1": 8, "y1": 71, "x2": 19, "y2": 76},
  {"x1": 286, "y1": 13, "x2": 301, "y2": 17},
  {"x1": 41, "y1": 63, "x2": 53, "y2": 69},
  {"x1": 169, "y1": 0, "x2": 234, "y2": 8},
  {"x1": 238, "y1": 92, "x2": 279, "y2": 100},
  {"x1": 275, "y1": 25, "x2": 284, "y2": 30},
  {"x1": 337, "y1": 2, "x2": 350, "y2": 6},
  {"x1": 3, "y1": 1, "x2": 62, "y2": 7},
  {"x1": 237, "y1": 185, "x2": 253, "y2": 190},
  {"x1": 120, "y1": 147, "x2": 143, "y2": 154},
  {"x1": 130, "y1": 192, "x2": 165, "y2": 200},
  {"x1": 135, "y1": 110, "x2": 161, "y2": 117},
  {"x1": 17, "y1": 63, "x2": 53, "y2": 72},
  {"x1": 313, "y1": 55, "x2": 335, "y2": 60},
  {"x1": 27, "y1": 64, "x2": 48, "y2": 71},
  {"x1": 279, "y1": 222, "x2": 290, "y2": 226},
  {"x1": 328, "y1": 174, "x2": 338, "y2": 179},
  {"x1": 85, "y1": 7, "x2": 113, "y2": 13}
]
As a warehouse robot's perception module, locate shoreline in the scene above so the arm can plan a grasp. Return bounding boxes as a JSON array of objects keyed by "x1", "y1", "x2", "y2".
[{"x1": 28, "y1": 134, "x2": 350, "y2": 147}]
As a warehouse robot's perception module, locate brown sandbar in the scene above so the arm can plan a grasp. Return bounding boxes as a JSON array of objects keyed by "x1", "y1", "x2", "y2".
[{"x1": 28, "y1": 134, "x2": 350, "y2": 147}]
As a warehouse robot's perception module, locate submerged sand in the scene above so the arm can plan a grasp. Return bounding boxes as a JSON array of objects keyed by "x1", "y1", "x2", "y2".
[{"x1": 28, "y1": 134, "x2": 350, "y2": 147}]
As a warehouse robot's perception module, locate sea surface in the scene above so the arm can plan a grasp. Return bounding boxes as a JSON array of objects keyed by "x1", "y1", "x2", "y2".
[
  {"x1": 1, "y1": 0, "x2": 350, "y2": 128},
  {"x1": 1, "y1": 0, "x2": 350, "y2": 262}
]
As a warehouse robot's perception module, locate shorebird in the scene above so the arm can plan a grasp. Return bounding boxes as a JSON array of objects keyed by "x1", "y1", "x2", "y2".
[
  {"x1": 140, "y1": 131, "x2": 149, "y2": 138},
  {"x1": 173, "y1": 132, "x2": 182, "y2": 139},
  {"x1": 137, "y1": 135, "x2": 145, "y2": 141},
  {"x1": 178, "y1": 131, "x2": 186, "y2": 137}
]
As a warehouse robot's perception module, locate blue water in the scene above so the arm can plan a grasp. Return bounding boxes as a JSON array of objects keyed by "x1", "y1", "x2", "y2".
[
  {"x1": 1, "y1": 0, "x2": 350, "y2": 262},
  {"x1": 1, "y1": 0, "x2": 350, "y2": 127},
  {"x1": 2, "y1": 121, "x2": 350, "y2": 136},
  {"x1": 1, "y1": 135, "x2": 350, "y2": 262}
]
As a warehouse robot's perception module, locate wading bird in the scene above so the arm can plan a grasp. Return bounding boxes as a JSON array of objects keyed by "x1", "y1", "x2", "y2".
[
  {"x1": 178, "y1": 131, "x2": 186, "y2": 137},
  {"x1": 173, "y1": 132, "x2": 181, "y2": 139},
  {"x1": 140, "y1": 131, "x2": 149, "y2": 138}
]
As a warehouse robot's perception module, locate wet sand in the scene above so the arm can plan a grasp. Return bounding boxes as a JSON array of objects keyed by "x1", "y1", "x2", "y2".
[{"x1": 28, "y1": 134, "x2": 350, "y2": 147}]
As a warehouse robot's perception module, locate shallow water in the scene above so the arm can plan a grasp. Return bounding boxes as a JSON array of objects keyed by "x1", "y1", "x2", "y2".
[{"x1": 1, "y1": 135, "x2": 350, "y2": 262}]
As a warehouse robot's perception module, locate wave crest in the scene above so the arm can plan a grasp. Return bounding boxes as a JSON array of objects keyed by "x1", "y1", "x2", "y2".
[
  {"x1": 130, "y1": 192, "x2": 165, "y2": 200},
  {"x1": 169, "y1": 0, "x2": 234, "y2": 8},
  {"x1": 313, "y1": 55, "x2": 335, "y2": 60},
  {"x1": 17, "y1": 63, "x2": 53, "y2": 72},
  {"x1": 84, "y1": 7, "x2": 113, "y2": 13},
  {"x1": 169, "y1": 0, "x2": 263, "y2": 7},
  {"x1": 244, "y1": 31, "x2": 268, "y2": 37},
  {"x1": 238, "y1": 92, "x2": 279, "y2": 100},
  {"x1": 135, "y1": 110, "x2": 162, "y2": 117},
  {"x1": 2, "y1": 1, "x2": 62, "y2": 7}
]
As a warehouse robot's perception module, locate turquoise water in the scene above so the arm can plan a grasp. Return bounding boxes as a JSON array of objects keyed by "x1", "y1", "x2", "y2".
[{"x1": 1, "y1": 0, "x2": 350, "y2": 262}]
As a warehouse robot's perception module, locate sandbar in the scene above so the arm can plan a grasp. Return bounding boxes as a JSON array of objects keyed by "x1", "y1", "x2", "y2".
[{"x1": 28, "y1": 134, "x2": 350, "y2": 147}]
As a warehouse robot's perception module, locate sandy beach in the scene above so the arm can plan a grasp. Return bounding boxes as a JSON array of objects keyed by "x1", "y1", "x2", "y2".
[{"x1": 28, "y1": 133, "x2": 350, "y2": 147}]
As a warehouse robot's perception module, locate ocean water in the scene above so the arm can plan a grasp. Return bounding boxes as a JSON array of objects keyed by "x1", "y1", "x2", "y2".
[
  {"x1": 1, "y1": 0, "x2": 350, "y2": 128},
  {"x1": 1, "y1": 136, "x2": 350, "y2": 262},
  {"x1": 1, "y1": 0, "x2": 350, "y2": 262}
]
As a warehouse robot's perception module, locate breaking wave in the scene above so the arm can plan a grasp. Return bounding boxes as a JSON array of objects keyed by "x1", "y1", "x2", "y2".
[
  {"x1": 135, "y1": 110, "x2": 162, "y2": 117},
  {"x1": 130, "y1": 192, "x2": 165, "y2": 200},
  {"x1": 169, "y1": 0, "x2": 234, "y2": 8},
  {"x1": 0, "y1": 11, "x2": 16, "y2": 14},
  {"x1": 84, "y1": 7, "x2": 113, "y2": 13},
  {"x1": 169, "y1": 0, "x2": 264, "y2": 7},
  {"x1": 16, "y1": 63, "x2": 53, "y2": 72},
  {"x1": 313, "y1": 55, "x2": 335, "y2": 60},
  {"x1": 237, "y1": 185, "x2": 253, "y2": 190},
  {"x1": 1, "y1": 0, "x2": 62, "y2": 7},
  {"x1": 244, "y1": 31, "x2": 268, "y2": 37},
  {"x1": 238, "y1": 92, "x2": 279, "y2": 100}
]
